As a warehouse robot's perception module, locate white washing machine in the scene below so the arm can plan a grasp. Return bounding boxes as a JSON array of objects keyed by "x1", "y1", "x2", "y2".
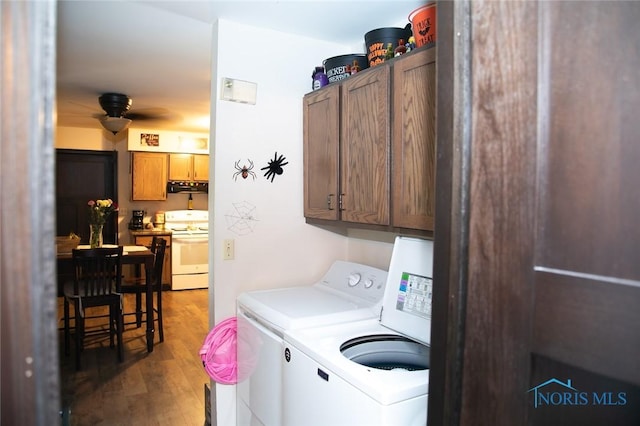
[
  {"x1": 236, "y1": 261, "x2": 388, "y2": 426},
  {"x1": 283, "y1": 237, "x2": 433, "y2": 426}
]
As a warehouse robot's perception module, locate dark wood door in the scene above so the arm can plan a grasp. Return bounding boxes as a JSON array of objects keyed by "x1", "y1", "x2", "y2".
[
  {"x1": 529, "y1": 2, "x2": 640, "y2": 424},
  {"x1": 56, "y1": 149, "x2": 118, "y2": 244},
  {"x1": 430, "y1": 2, "x2": 640, "y2": 425}
]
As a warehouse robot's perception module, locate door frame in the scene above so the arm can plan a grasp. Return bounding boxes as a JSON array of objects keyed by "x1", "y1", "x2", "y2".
[{"x1": 0, "y1": 0, "x2": 60, "y2": 423}]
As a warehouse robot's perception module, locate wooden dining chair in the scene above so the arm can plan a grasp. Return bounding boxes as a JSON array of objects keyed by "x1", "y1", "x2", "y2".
[
  {"x1": 63, "y1": 246, "x2": 124, "y2": 370},
  {"x1": 121, "y1": 237, "x2": 167, "y2": 342},
  {"x1": 122, "y1": 236, "x2": 160, "y2": 327}
]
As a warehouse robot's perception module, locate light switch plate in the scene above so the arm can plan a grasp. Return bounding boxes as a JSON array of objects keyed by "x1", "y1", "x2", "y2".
[{"x1": 223, "y1": 239, "x2": 234, "y2": 260}]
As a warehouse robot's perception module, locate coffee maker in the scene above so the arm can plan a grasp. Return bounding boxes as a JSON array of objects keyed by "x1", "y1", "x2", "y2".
[{"x1": 129, "y1": 210, "x2": 144, "y2": 230}]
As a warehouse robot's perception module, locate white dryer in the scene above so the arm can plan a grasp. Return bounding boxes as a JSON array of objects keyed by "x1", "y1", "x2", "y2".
[
  {"x1": 236, "y1": 261, "x2": 388, "y2": 426},
  {"x1": 283, "y1": 237, "x2": 433, "y2": 426}
]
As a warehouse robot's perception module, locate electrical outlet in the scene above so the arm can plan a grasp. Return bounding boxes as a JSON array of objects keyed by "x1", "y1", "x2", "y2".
[{"x1": 223, "y1": 239, "x2": 234, "y2": 260}]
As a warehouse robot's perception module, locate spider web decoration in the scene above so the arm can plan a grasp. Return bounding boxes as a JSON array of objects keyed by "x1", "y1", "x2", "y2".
[{"x1": 225, "y1": 201, "x2": 259, "y2": 236}]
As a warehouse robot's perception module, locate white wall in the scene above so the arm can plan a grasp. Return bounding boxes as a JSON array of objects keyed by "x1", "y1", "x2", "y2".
[{"x1": 210, "y1": 19, "x2": 353, "y2": 317}]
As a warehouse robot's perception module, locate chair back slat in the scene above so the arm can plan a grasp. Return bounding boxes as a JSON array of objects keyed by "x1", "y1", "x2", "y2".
[
  {"x1": 149, "y1": 236, "x2": 160, "y2": 254},
  {"x1": 151, "y1": 239, "x2": 167, "y2": 284},
  {"x1": 72, "y1": 246, "x2": 123, "y2": 296}
]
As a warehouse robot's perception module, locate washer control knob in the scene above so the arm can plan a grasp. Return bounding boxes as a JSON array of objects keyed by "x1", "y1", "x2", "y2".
[
  {"x1": 364, "y1": 279, "x2": 374, "y2": 289},
  {"x1": 348, "y1": 273, "x2": 361, "y2": 287}
]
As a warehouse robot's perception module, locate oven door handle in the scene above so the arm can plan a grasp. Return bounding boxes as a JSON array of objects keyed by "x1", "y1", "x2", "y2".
[{"x1": 172, "y1": 235, "x2": 209, "y2": 244}]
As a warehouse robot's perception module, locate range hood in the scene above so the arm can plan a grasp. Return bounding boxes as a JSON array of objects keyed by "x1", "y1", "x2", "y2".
[{"x1": 167, "y1": 181, "x2": 208, "y2": 194}]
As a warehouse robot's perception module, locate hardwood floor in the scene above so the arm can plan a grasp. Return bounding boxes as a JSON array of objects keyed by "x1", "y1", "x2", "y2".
[{"x1": 58, "y1": 289, "x2": 211, "y2": 426}]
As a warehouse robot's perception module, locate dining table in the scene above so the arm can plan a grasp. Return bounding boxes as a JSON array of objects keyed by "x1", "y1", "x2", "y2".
[{"x1": 57, "y1": 244, "x2": 157, "y2": 353}]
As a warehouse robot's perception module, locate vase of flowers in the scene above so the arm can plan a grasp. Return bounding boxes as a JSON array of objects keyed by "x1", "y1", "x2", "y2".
[
  {"x1": 88, "y1": 199, "x2": 118, "y2": 248},
  {"x1": 89, "y1": 224, "x2": 104, "y2": 248}
]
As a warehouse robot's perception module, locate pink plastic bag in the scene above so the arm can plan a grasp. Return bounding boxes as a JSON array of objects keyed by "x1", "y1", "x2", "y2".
[{"x1": 199, "y1": 317, "x2": 238, "y2": 384}]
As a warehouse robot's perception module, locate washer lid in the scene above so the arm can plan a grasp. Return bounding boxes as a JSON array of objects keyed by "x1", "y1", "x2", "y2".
[
  {"x1": 380, "y1": 237, "x2": 434, "y2": 346},
  {"x1": 237, "y1": 261, "x2": 387, "y2": 332},
  {"x1": 238, "y1": 286, "x2": 379, "y2": 332}
]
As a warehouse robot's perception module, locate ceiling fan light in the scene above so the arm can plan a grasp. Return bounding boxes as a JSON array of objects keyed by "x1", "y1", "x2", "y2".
[{"x1": 100, "y1": 116, "x2": 132, "y2": 135}]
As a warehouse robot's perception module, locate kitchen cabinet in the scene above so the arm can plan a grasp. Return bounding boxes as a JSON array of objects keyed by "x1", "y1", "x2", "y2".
[
  {"x1": 132, "y1": 152, "x2": 168, "y2": 201},
  {"x1": 341, "y1": 63, "x2": 391, "y2": 225},
  {"x1": 303, "y1": 63, "x2": 390, "y2": 225},
  {"x1": 303, "y1": 84, "x2": 340, "y2": 220},
  {"x1": 131, "y1": 233, "x2": 172, "y2": 288},
  {"x1": 303, "y1": 47, "x2": 435, "y2": 232},
  {"x1": 169, "y1": 153, "x2": 209, "y2": 182},
  {"x1": 391, "y1": 47, "x2": 436, "y2": 231}
]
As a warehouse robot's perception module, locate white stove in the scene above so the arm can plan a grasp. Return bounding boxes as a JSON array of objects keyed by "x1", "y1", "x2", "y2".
[{"x1": 164, "y1": 210, "x2": 209, "y2": 290}]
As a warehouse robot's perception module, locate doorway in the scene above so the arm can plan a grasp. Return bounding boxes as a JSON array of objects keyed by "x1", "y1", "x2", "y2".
[{"x1": 56, "y1": 149, "x2": 118, "y2": 244}]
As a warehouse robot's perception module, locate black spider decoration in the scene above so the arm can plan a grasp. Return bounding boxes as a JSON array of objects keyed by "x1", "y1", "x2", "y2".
[{"x1": 261, "y1": 152, "x2": 288, "y2": 183}]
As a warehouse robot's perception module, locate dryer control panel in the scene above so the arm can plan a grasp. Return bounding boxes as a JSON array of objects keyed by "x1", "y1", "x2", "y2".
[
  {"x1": 394, "y1": 272, "x2": 433, "y2": 320},
  {"x1": 380, "y1": 236, "x2": 434, "y2": 346},
  {"x1": 316, "y1": 260, "x2": 388, "y2": 304}
]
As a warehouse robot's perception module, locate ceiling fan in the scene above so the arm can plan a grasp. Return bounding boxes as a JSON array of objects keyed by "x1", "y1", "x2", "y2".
[
  {"x1": 96, "y1": 92, "x2": 176, "y2": 134},
  {"x1": 97, "y1": 93, "x2": 133, "y2": 134}
]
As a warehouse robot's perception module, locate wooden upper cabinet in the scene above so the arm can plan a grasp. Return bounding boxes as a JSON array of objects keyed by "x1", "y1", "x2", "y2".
[
  {"x1": 392, "y1": 47, "x2": 436, "y2": 231},
  {"x1": 131, "y1": 152, "x2": 168, "y2": 200},
  {"x1": 303, "y1": 49, "x2": 434, "y2": 232},
  {"x1": 303, "y1": 85, "x2": 340, "y2": 220},
  {"x1": 192, "y1": 154, "x2": 209, "y2": 181},
  {"x1": 169, "y1": 153, "x2": 209, "y2": 182},
  {"x1": 168, "y1": 154, "x2": 191, "y2": 180},
  {"x1": 341, "y1": 65, "x2": 390, "y2": 225}
]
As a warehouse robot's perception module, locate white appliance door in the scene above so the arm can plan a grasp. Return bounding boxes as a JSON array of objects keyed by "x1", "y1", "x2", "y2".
[
  {"x1": 171, "y1": 235, "x2": 209, "y2": 275},
  {"x1": 237, "y1": 310, "x2": 283, "y2": 426},
  {"x1": 283, "y1": 343, "x2": 430, "y2": 426}
]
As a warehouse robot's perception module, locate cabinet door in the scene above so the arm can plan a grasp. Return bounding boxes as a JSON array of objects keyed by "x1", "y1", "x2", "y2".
[
  {"x1": 392, "y1": 48, "x2": 437, "y2": 230},
  {"x1": 341, "y1": 65, "x2": 390, "y2": 225},
  {"x1": 303, "y1": 85, "x2": 341, "y2": 220},
  {"x1": 132, "y1": 152, "x2": 167, "y2": 200},
  {"x1": 169, "y1": 153, "x2": 192, "y2": 180},
  {"x1": 192, "y1": 154, "x2": 209, "y2": 181}
]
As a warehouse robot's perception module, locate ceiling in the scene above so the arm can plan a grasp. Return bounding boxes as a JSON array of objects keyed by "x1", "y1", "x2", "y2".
[{"x1": 56, "y1": 0, "x2": 426, "y2": 134}]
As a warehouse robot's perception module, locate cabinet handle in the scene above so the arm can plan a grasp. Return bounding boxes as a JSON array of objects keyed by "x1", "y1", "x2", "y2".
[
  {"x1": 327, "y1": 194, "x2": 335, "y2": 210},
  {"x1": 339, "y1": 194, "x2": 345, "y2": 211}
]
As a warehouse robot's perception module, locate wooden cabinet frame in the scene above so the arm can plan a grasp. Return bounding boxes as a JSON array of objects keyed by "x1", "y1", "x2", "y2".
[{"x1": 303, "y1": 48, "x2": 436, "y2": 234}]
